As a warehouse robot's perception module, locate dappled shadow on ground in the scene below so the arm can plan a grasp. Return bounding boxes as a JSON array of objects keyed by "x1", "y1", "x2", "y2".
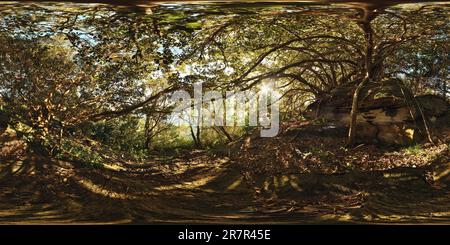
[{"x1": 0, "y1": 132, "x2": 449, "y2": 224}]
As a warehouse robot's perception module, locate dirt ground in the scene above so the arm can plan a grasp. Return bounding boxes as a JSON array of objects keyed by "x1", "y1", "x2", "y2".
[{"x1": 0, "y1": 128, "x2": 449, "y2": 224}]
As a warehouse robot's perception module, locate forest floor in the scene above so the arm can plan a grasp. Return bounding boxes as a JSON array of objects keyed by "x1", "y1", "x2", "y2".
[{"x1": 0, "y1": 124, "x2": 449, "y2": 224}]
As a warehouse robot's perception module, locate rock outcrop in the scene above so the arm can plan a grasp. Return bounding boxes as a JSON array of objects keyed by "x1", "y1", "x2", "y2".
[{"x1": 304, "y1": 78, "x2": 449, "y2": 145}]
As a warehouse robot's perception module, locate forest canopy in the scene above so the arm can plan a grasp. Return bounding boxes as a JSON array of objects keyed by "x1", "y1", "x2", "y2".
[{"x1": 0, "y1": 2, "x2": 447, "y2": 154}]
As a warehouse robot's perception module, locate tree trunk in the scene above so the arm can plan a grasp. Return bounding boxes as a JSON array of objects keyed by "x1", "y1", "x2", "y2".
[
  {"x1": 144, "y1": 114, "x2": 153, "y2": 151},
  {"x1": 213, "y1": 126, "x2": 233, "y2": 143},
  {"x1": 195, "y1": 106, "x2": 202, "y2": 148},
  {"x1": 196, "y1": 125, "x2": 202, "y2": 148},
  {"x1": 444, "y1": 79, "x2": 447, "y2": 102},
  {"x1": 189, "y1": 124, "x2": 201, "y2": 148},
  {"x1": 219, "y1": 126, "x2": 233, "y2": 143},
  {"x1": 347, "y1": 9, "x2": 376, "y2": 146},
  {"x1": 348, "y1": 78, "x2": 368, "y2": 146}
]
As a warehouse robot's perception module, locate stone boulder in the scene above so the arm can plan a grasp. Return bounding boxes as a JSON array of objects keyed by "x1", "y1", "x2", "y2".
[{"x1": 304, "y1": 78, "x2": 449, "y2": 145}]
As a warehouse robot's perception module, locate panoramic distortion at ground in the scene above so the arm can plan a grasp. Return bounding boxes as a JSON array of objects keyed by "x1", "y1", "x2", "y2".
[{"x1": 0, "y1": 1, "x2": 449, "y2": 224}]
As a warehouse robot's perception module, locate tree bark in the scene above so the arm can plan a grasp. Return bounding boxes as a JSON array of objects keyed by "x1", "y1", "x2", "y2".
[
  {"x1": 213, "y1": 126, "x2": 233, "y2": 143},
  {"x1": 347, "y1": 9, "x2": 376, "y2": 146},
  {"x1": 196, "y1": 124, "x2": 202, "y2": 148},
  {"x1": 219, "y1": 126, "x2": 233, "y2": 143},
  {"x1": 444, "y1": 79, "x2": 447, "y2": 102},
  {"x1": 144, "y1": 114, "x2": 152, "y2": 151},
  {"x1": 189, "y1": 124, "x2": 202, "y2": 148}
]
